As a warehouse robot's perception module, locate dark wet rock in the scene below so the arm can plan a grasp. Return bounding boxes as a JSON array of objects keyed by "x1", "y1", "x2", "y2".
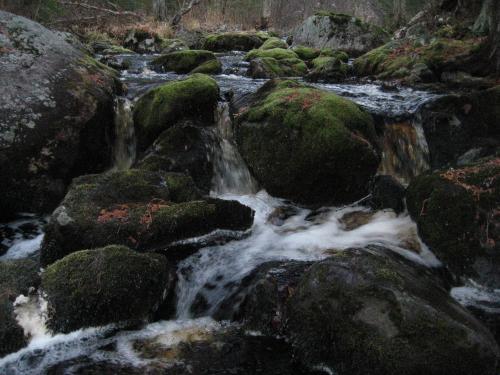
[
  {"x1": 369, "y1": 175, "x2": 406, "y2": 213},
  {"x1": 203, "y1": 32, "x2": 264, "y2": 52},
  {"x1": 123, "y1": 29, "x2": 162, "y2": 53},
  {"x1": 133, "y1": 74, "x2": 220, "y2": 151},
  {"x1": 292, "y1": 12, "x2": 389, "y2": 56},
  {"x1": 339, "y1": 210, "x2": 376, "y2": 231},
  {"x1": 217, "y1": 247, "x2": 500, "y2": 375},
  {"x1": 99, "y1": 55, "x2": 131, "y2": 71},
  {"x1": 40, "y1": 169, "x2": 254, "y2": 266},
  {"x1": 137, "y1": 123, "x2": 217, "y2": 193},
  {"x1": 418, "y1": 87, "x2": 500, "y2": 169},
  {"x1": 0, "y1": 258, "x2": 40, "y2": 356},
  {"x1": 151, "y1": 50, "x2": 221, "y2": 74},
  {"x1": 0, "y1": 11, "x2": 121, "y2": 221},
  {"x1": 407, "y1": 157, "x2": 500, "y2": 282},
  {"x1": 42, "y1": 245, "x2": 172, "y2": 333},
  {"x1": 236, "y1": 79, "x2": 380, "y2": 205},
  {"x1": 267, "y1": 206, "x2": 300, "y2": 226}
]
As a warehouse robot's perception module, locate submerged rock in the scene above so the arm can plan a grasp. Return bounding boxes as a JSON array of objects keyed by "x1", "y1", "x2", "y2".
[
  {"x1": 151, "y1": 50, "x2": 221, "y2": 74},
  {"x1": 292, "y1": 12, "x2": 389, "y2": 56},
  {"x1": 407, "y1": 157, "x2": 500, "y2": 282},
  {"x1": 217, "y1": 247, "x2": 500, "y2": 375},
  {"x1": 133, "y1": 74, "x2": 220, "y2": 151},
  {"x1": 369, "y1": 175, "x2": 406, "y2": 214},
  {"x1": 0, "y1": 11, "x2": 121, "y2": 220},
  {"x1": 236, "y1": 79, "x2": 380, "y2": 205},
  {"x1": 202, "y1": 32, "x2": 264, "y2": 52},
  {"x1": 42, "y1": 245, "x2": 172, "y2": 333},
  {"x1": 40, "y1": 169, "x2": 254, "y2": 266}
]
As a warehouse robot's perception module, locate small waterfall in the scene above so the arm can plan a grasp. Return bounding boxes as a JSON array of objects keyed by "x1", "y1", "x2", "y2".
[
  {"x1": 211, "y1": 102, "x2": 258, "y2": 195},
  {"x1": 378, "y1": 117, "x2": 430, "y2": 185},
  {"x1": 112, "y1": 97, "x2": 136, "y2": 170}
]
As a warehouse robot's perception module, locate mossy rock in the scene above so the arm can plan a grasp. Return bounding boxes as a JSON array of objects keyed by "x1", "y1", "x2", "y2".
[
  {"x1": 287, "y1": 247, "x2": 500, "y2": 375},
  {"x1": 306, "y1": 56, "x2": 349, "y2": 82},
  {"x1": 151, "y1": 50, "x2": 218, "y2": 74},
  {"x1": 40, "y1": 169, "x2": 254, "y2": 265},
  {"x1": 202, "y1": 32, "x2": 263, "y2": 52},
  {"x1": 406, "y1": 157, "x2": 500, "y2": 279},
  {"x1": 236, "y1": 79, "x2": 379, "y2": 205},
  {"x1": 159, "y1": 38, "x2": 189, "y2": 54},
  {"x1": 42, "y1": 245, "x2": 171, "y2": 333},
  {"x1": 138, "y1": 124, "x2": 217, "y2": 193},
  {"x1": 190, "y1": 59, "x2": 222, "y2": 74},
  {"x1": 245, "y1": 48, "x2": 299, "y2": 61},
  {"x1": 247, "y1": 57, "x2": 308, "y2": 79},
  {"x1": 133, "y1": 74, "x2": 219, "y2": 151},
  {"x1": 259, "y1": 37, "x2": 288, "y2": 50},
  {"x1": 291, "y1": 45, "x2": 321, "y2": 61},
  {"x1": 320, "y1": 48, "x2": 349, "y2": 62},
  {"x1": 100, "y1": 45, "x2": 135, "y2": 55},
  {"x1": 354, "y1": 37, "x2": 485, "y2": 82}
]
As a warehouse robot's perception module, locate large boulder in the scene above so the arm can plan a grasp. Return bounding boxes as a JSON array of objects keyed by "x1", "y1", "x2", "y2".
[
  {"x1": 137, "y1": 123, "x2": 218, "y2": 193},
  {"x1": 407, "y1": 157, "x2": 500, "y2": 282},
  {"x1": 0, "y1": 11, "x2": 121, "y2": 220},
  {"x1": 151, "y1": 50, "x2": 221, "y2": 74},
  {"x1": 41, "y1": 245, "x2": 172, "y2": 333},
  {"x1": 418, "y1": 86, "x2": 500, "y2": 169},
  {"x1": 292, "y1": 12, "x2": 389, "y2": 56},
  {"x1": 245, "y1": 48, "x2": 307, "y2": 78},
  {"x1": 40, "y1": 169, "x2": 254, "y2": 266},
  {"x1": 217, "y1": 247, "x2": 500, "y2": 375},
  {"x1": 202, "y1": 32, "x2": 264, "y2": 52},
  {"x1": 0, "y1": 259, "x2": 40, "y2": 357},
  {"x1": 133, "y1": 74, "x2": 219, "y2": 151},
  {"x1": 236, "y1": 79, "x2": 380, "y2": 205},
  {"x1": 306, "y1": 54, "x2": 349, "y2": 82}
]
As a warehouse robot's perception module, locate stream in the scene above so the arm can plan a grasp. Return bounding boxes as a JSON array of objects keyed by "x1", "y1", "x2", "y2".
[{"x1": 0, "y1": 51, "x2": 496, "y2": 374}]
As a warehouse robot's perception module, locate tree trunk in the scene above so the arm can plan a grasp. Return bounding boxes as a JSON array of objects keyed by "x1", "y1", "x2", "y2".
[
  {"x1": 153, "y1": 0, "x2": 168, "y2": 21},
  {"x1": 489, "y1": 0, "x2": 500, "y2": 73},
  {"x1": 170, "y1": 0, "x2": 203, "y2": 27}
]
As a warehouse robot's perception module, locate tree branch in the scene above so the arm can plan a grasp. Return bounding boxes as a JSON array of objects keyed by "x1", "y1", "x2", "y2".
[{"x1": 57, "y1": 1, "x2": 143, "y2": 19}]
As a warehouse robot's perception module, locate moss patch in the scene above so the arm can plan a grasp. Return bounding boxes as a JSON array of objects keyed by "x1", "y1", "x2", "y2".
[
  {"x1": 245, "y1": 48, "x2": 298, "y2": 61},
  {"x1": 260, "y1": 37, "x2": 288, "y2": 50},
  {"x1": 151, "y1": 50, "x2": 218, "y2": 74},
  {"x1": 190, "y1": 59, "x2": 222, "y2": 74},
  {"x1": 292, "y1": 45, "x2": 321, "y2": 61},
  {"x1": 203, "y1": 32, "x2": 263, "y2": 52}
]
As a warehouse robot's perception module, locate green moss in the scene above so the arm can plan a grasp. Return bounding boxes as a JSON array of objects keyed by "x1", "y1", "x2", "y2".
[
  {"x1": 152, "y1": 50, "x2": 217, "y2": 74},
  {"x1": 190, "y1": 59, "x2": 222, "y2": 74},
  {"x1": 133, "y1": 74, "x2": 219, "y2": 150},
  {"x1": 250, "y1": 57, "x2": 307, "y2": 78},
  {"x1": 42, "y1": 245, "x2": 170, "y2": 333},
  {"x1": 292, "y1": 45, "x2": 321, "y2": 61},
  {"x1": 0, "y1": 259, "x2": 40, "y2": 299},
  {"x1": 237, "y1": 80, "x2": 379, "y2": 204},
  {"x1": 163, "y1": 173, "x2": 201, "y2": 202},
  {"x1": 260, "y1": 37, "x2": 288, "y2": 50},
  {"x1": 245, "y1": 48, "x2": 299, "y2": 61},
  {"x1": 159, "y1": 38, "x2": 188, "y2": 52},
  {"x1": 308, "y1": 56, "x2": 349, "y2": 82},
  {"x1": 203, "y1": 32, "x2": 263, "y2": 52}
]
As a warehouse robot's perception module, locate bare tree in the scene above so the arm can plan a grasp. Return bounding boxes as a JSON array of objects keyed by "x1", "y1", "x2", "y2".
[
  {"x1": 153, "y1": 0, "x2": 169, "y2": 21},
  {"x1": 171, "y1": 0, "x2": 204, "y2": 26}
]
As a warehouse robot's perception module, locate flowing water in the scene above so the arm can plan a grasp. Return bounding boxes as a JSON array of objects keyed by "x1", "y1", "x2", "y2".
[{"x1": 0, "y1": 51, "x2": 465, "y2": 373}]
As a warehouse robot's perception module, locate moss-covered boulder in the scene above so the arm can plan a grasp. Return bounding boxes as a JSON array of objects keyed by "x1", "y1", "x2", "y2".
[
  {"x1": 245, "y1": 48, "x2": 299, "y2": 61},
  {"x1": 354, "y1": 37, "x2": 486, "y2": 83},
  {"x1": 41, "y1": 245, "x2": 171, "y2": 333},
  {"x1": 407, "y1": 157, "x2": 500, "y2": 281},
  {"x1": 159, "y1": 38, "x2": 189, "y2": 54},
  {"x1": 217, "y1": 247, "x2": 500, "y2": 375},
  {"x1": 0, "y1": 258, "x2": 40, "y2": 356},
  {"x1": 292, "y1": 12, "x2": 389, "y2": 56},
  {"x1": 40, "y1": 169, "x2": 254, "y2": 266},
  {"x1": 236, "y1": 79, "x2": 379, "y2": 205},
  {"x1": 133, "y1": 74, "x2": 219, "y2": 151},
  {"x1": 247, "y1": 57, "x2": 307, "y2": 79},
  {"x1": 138, "y1": 124, "x2": 217, "y2": 193},
  {"x1": 291, "y1": 45, "x2": 321, "y2": 61},
  {"x1": 306, "y1": 56, "x2": 349, "y2": 82},
  {"x1": 259, "y1": 37, "x2": 288, "y2": 50},
  {"x1": 203, "y1": 32, "x2": 263, "y2": 52},
  {"x1": 0, "y1": 11, "x2": 121, "y2": 221},
  {"x1": 151, "y1": 50, "x2": 220, "y2": 74}
]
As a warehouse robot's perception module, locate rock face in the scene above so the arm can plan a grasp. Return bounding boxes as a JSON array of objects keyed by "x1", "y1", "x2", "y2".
[
  {"x1": 292, "y1": 12, "x2": 389, "y2": 56},
  {"x1": 0, "y1": 259, "x2": 40, "y2": 357},
  {"x1": 217, "y1": 247, "x2": 500, "y2": 375},
  {"x1": 407, "y1": 157, "x2": 500, "y2": 282},
  {"x1": 236, "y1": 79, "x2": 380, "y2": 205},
  {"x1": 133, "y1": 74, "x2": 220, "y2": 151},
  {"x1": 0, "y1": 11, "x2": 121, "y2": 220},
  {"x1": 151, "y1": 50, "x2": 221, "y2": 74},
  {"x1": 418, "y1": 87, "x2": 500, "y2": 169},
  {"x1": 42, "y1": 245, "x2": 172, "y2": 333},
  {"x1": 40, "y1": 169, "x2": 254, "y2": 266}
]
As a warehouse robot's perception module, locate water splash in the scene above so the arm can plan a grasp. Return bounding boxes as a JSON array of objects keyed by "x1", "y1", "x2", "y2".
[
  {"x1": 378, "y1": 117, "x2": 430, "y2": 185},
  {"x1": 211, "y1": 102, "x2": 258, "y2": 195},
  {"x1": 112, "y1": 97, "x2": 136, "y2": 171}
]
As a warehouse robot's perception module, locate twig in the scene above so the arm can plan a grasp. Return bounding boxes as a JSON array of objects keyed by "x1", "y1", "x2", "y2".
[{"x1": 57, "y1": 0, "x2": 143, "y2": 19}]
